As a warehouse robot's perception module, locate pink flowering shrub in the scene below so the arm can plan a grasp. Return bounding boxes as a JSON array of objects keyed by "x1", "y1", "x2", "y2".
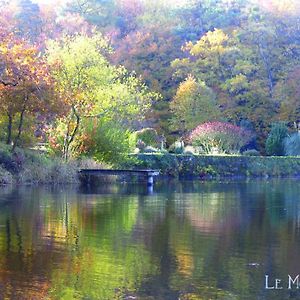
[{"x1": 189, "y1": 122, "x2": 253, "y2": 154}]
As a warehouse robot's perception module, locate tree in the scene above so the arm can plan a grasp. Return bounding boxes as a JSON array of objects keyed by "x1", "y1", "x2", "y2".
[
  {"x1": 274, "y1": 66, "x2": 300, "y2": 124},
  {"x1": 171, "y1": 26, "x2": 286, "y2": 149},
  {"x1": 170, "y1": 76, "x2": 219, "y2": 132},
  {"x1": 46, "y1": 33, "x2": 158, "y2": 160},
  {"x1": 265, "y1": 122, "x2": 289, "y2": 156},
  {"x1": 0, "y1": 35, "x2": 54, "y2": 148},
  {"x1": 189, "y1": 121, "x2": 253, "y2": 154}
]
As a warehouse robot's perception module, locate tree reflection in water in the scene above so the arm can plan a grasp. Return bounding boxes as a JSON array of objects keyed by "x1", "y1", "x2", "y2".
[{"x1": 0, "y1": 180, "x2": 300, "y2": 299}]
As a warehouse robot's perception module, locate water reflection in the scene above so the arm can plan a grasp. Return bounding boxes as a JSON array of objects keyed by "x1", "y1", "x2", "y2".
[{"x1": 0, "y1": 180, "x2": 300, "y2": 299}]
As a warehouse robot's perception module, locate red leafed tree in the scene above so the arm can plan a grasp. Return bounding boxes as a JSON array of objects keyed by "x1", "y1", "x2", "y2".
[
  {"x1": 189, "y1": 122, "x2": 253, "y2": 154},
  {"x1": 0, "y1": 35, "x2": 58, "y2": 148}
]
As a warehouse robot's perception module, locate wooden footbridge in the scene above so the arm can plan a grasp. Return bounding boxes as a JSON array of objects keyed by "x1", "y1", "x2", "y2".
[{"x1": 79, "y1": 169, "x2": 160, "y2": 186}]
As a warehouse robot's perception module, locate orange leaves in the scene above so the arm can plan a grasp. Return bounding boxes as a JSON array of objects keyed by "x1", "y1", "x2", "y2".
[
  {"x1": 0, "y1": 36, "x2": 50, "y2": 89},
  {"x1": 0, "y1": 32, "x2": 59, "y2": 125}
]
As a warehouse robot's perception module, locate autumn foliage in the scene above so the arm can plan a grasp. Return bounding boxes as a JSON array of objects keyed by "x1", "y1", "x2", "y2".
[
  {"x1": 189, "y1": 122, "x2": 253, "y2": 154},
  {"x1": 1, "y1": 0, "x2": 300, "y2": 159}
]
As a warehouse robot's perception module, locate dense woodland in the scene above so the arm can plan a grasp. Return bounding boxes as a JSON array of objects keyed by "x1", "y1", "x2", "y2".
[{"x1": 1, "y1": 0, "x2": 300, "y2": 162}]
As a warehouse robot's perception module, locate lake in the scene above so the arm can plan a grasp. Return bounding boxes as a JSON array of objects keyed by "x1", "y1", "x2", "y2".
[{"x1": 0, "y1": 179, "x2": 300, "y2": 299}]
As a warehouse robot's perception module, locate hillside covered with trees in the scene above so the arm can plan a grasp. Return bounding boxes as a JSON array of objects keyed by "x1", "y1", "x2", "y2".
[{"x1": 1, "y1": 0, "x2": 300, "y2": 175}]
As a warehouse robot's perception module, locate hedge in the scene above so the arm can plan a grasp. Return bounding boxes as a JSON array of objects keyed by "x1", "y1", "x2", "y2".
[{"x1": 125, "y1": 154, "x2": 300, "y2": 178}]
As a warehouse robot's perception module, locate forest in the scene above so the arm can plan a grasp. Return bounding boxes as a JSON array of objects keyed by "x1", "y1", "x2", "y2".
[{"x1": 1, "y1": 0, "x2": 300, "y2": 176}]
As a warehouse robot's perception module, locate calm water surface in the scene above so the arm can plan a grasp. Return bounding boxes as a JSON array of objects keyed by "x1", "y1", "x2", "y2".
[{"x1": 0, "y1": 180, "x2": 300, "y2": 299}]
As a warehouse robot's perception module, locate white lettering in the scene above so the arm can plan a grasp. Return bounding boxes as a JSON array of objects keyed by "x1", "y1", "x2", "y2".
[
  {"x1": 288, "y1": 275, "x2": 300, "y2": 289},
  {"x1": 265, "y1": 275, "x2": 275, "y2": 289}
]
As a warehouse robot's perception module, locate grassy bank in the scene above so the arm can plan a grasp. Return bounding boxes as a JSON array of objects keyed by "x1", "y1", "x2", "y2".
[
  {"x1": 3, "y1": 148, "x2": 300, "y2": 185},
  {"x1": 126, "y1": 154, "x2": 300, "y2": 178},
  {"x1": 0, "y1": 144, "x2": 79, "y2": 185}
]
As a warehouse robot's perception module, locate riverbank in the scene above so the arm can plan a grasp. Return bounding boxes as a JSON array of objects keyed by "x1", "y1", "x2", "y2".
[
  {"x1": 3, "y1": 148, "x2": 300, "y2": 185},
  {"x1": 0, "y1": 144, "x2": 78, "y2": 185},
  {"x1": 126, "y1": 154, "x2": 300, "y2": 178}
]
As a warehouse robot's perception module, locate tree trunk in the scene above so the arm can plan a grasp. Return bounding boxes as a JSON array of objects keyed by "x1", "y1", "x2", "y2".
[
  {"x1": 63, "y1": 119, "x2": 72, "y2": 161},
  {"x1": 6, "y1": 113, "x2": 13, "y2": 145},
  {"x1": 12, "y1": 93, "x2": 28, "y2": 151},
  {"x1": 63, "y1": 106, "x2": 80, "y2": 161},
  {"x1": 12, "y1": 107, "x2": 25, "y2": 151}
]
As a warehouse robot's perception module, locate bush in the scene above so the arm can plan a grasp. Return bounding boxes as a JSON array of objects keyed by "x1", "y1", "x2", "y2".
[
  {"x1": 242, "y1": 149, "x2": 260, "y2": 156},
  {"x1": 129, "y1": 153, "x2": 300, "y2": 178},
  {"x1": 169, "y1": 141, "x2": 185, "y2": 154},
  {"x1": 284, "y1": 133, "x2": 300, "y2": 156},
  {"x1": 81, "y1": 119, "x2": 135, "y2": 165},
  {"x1": 0, "y1": 166, "x2": 13, "y2": 184},
  {"x1": 266, "y1": 122, "x2": 288, "y2": 156},
  {"x1": 189, "y1": 122, "x2": 253, "y2": 154},
  {"x1": 132, "y1": 128, "x2": 160, "y2": 148},
  {"x1": 0, "y1": 143, "x2": 22, "y2": 173}
]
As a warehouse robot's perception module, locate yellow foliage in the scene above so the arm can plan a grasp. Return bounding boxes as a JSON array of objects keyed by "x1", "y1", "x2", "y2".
[{"x1": 189, "y1": 29, "x2": 229, "y2": 56}]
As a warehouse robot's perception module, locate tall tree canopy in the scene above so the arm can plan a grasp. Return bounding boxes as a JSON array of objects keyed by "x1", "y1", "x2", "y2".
[
  {"x1": 46, "y1": 33, "x2": 159, "y2": 159},
  {"x1": 1, "y1": 0, "x2": 300, "y2": 152}
]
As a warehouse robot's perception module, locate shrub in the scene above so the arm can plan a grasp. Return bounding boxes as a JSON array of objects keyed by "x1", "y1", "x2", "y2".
[
  {"x1": 189, "y1": 122, "x2": 253, "y2": 154},
  {"x1": 242, "y1": 149, "x2": 260, "y2": 156},
  {"x1": 284, "y1": 133, "x2": 300, "y2": 156},
  {"x1": 0, "y1": 166, "x2": 13, "y2": 184},
  {"x1": 132, "y1": 128, "x2": 160, "y2": 148},
  {"x1": 266, "y1": 122, "x2": 288, "y2": 156},
  {"x1": 169, "y1": 141, "x2": 185, "y2": 154},
  {"x1": 80, "y1": 119, "x2": 135, "y2": 165},
  {"x1": 0, "y1": 144, "x2": 15, "y2": 171}
]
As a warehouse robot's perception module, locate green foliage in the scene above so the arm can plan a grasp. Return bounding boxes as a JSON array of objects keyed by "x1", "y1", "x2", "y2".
[
  {"x1": 171, "y1": 15, "x2": 300, "y2": 148},
  {"x1": 284, "y1": 133, "x2": 300, "y2": 156},
  {"x1": 4, "y1": 0, "x2": 300, "y2": 159},
  {"x1": 130, "y1": 153, "x2": 300, "y2": 178},
  {"x1": 170, "y1": 76, "x2": 220, "y2": 132},
  {"x1": 265, "y1": 122, "x2": 289, "y2": 156},
  {"x1": 132, "y1": 128, "x2": 160, "y2": 148},
  {"x1": 46, "y1": 33, "x2": 159, "y2": 160},
  {"x1": 82, "y1": 119, "x2": 135, "y2": 165}
]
